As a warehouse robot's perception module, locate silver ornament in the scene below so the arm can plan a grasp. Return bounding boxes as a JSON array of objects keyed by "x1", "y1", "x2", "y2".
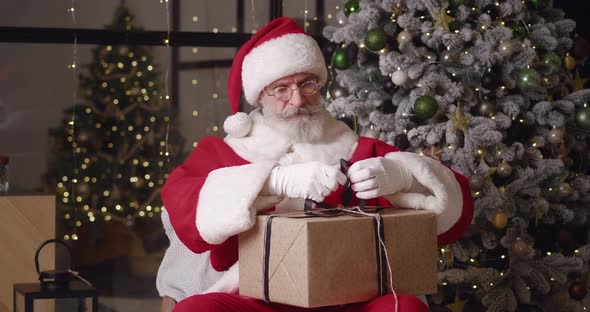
[
  {"x1": 497, "y1": 162, "x2": 513, "y2": 178},
  {"x1": 499, "y1": 41, "x2": 513, "y2": 57},
  {"x1": 478, "y1": 100, "x2": 496, "y2": 116},
  {"x1": 440, "y1": 50, "x2": 457, "y2": 66},
  {"x1": 391, "y1": 70, "x2": 408, "y2": 86},
  {"x1": 547, "y1": 128, "x2": 564, "y2": 144},
  {"x1": 558, "y1": 182, "x2": 573, "y2": 197},
  {"x1": 329, "y1": 84, "x2": 349, "y2": 99},
  {"x1": 397, "y1": 31, "x2": 412, "y2": 45}
]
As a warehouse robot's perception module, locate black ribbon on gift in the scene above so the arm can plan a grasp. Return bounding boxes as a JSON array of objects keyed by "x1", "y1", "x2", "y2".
[{"x1": 262, "y1": 159, "x2": 388, "y2": 302}]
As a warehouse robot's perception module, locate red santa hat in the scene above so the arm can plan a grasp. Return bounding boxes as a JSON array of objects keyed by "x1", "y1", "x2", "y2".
[{"x1": 227, "y1": 17, "x2": 328, "y2": 115}]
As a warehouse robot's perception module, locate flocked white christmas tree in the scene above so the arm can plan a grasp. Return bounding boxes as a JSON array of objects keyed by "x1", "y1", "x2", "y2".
[{"x1": 323, "y1": 0, "x2": 590, "y2": 310}]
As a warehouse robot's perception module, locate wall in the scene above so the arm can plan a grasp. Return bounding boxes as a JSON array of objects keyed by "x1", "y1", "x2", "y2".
[{"x1": 0, "y1": 0, "x2": 341, "y2": 192}]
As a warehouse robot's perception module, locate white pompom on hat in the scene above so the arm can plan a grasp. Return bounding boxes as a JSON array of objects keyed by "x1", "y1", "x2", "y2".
[{"x1": 223, "y1": 112, "x2": 252, "y2": 138}]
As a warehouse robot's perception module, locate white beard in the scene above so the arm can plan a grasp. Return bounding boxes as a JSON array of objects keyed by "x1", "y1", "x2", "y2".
[
  {"x1": 262, "y1": 105, "x2": 326, "y2": 143},
  {"x1": 224, "y1": 107, "x2": 359, "y2": 166}
]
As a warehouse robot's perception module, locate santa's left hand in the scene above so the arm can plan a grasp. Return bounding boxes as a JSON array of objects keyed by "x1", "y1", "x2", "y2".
[{"x1": 347, "y1": 157, "x2": 414, "y2": 199}]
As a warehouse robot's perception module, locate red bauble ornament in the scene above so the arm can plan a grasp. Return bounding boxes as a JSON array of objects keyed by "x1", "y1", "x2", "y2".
[
  {"x1": 569, "y1": 281, "x2": 588, "y2": 300},
  {"x1": 511, "y1": 238, "x2": 531, "y2": 257}
]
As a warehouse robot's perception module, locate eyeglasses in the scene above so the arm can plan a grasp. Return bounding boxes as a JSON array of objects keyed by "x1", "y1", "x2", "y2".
[{"x1": 264, "y1": 81, "x2": 322, "y2": 101}]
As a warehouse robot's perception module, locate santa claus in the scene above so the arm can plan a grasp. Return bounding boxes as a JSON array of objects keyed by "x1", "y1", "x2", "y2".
[{"x1": 157, "y1": 17, "x2": 473, "y2": 312}]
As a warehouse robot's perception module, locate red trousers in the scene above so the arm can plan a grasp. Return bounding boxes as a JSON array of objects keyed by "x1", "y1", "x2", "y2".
[{"x1": 173, "y1": 293, "x2": 429, "y2": 312}]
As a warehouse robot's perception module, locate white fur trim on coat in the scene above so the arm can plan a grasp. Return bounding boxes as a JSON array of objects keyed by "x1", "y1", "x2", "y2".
[
  {"x1": 196, "y1": 161, "x2": 280, "y2": 244},
  {"x1": 224, "y1": 109, "x2": 358, "y2": 166},
  {"x1": 242, "y1": 33, "x2": 328, "y2": 105},
  {"x1": 383, "y1": 152, "x2": 463, "y2": 235}
]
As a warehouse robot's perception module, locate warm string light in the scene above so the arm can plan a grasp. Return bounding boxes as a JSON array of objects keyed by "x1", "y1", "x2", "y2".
[
  {"x1": 66, "y1": 7, "x2": 173, "y2": 227},
  {"x1": 250, "y1": 0, "x2": 258, "y2": 33},
  {"x1": 190, "y1": 14, "x2": 200, "y2": 130},
  {"x1": 163, "y1": 0, "x2": 171, "y2": 162},
  {"x1": 304, "y1": 0, "x2": 309, "y2": 31},
  {"x1": 65, "y1": 0, "x2": 79, "y2": 241}
]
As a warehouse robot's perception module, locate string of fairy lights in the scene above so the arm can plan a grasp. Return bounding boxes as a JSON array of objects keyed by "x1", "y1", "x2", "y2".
[
  {"x1": 60, "y1": 36, "x2": 171, "y2": 235},
  {"x1": 162, "y1": 0, "x2": 171, "y2": 163},
  {"x1": 66, "y1": 0, "x2": 80, "y2": 241},
  {"x1": 57, "y1": 2, "x2": 352, "y2": 241},
  {"x1": 60, "y1": 1, "x2": 175, "y2": 240}
]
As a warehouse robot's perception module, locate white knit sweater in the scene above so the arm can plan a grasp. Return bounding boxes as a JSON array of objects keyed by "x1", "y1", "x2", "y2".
[{"x1": 156, "y1": 210, "x2": 225, "y2": 302}]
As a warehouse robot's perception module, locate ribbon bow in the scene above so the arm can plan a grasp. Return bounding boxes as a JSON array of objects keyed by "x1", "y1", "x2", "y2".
[{"x1": 304, "y1": 159, "x2": 366, "y2": 212}]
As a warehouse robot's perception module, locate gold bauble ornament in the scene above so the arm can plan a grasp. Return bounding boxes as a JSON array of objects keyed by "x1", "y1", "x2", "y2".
[
  {"x1": 492, "y1": 211, "x2": 508, "y2": 229},
  {"x1": 565, "y1": 54, "x2": 576, "y2": 71},
  {"x1": 497, "y1": 162, "x2": 513, "y2": 178},
  {"x1": 558, "y1": 182, "x2": 573, "y2": 197}
]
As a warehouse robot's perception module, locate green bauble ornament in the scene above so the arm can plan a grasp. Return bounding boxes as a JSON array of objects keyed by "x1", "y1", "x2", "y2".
[
  {"x1": 414, "y1": 95, "x2": 438, "y2": 120},
  {"x1": 333, "y1": 47, "x2": 353, "y2": 70},
  {"x1": 576, "y1": 106, "x2": 590, "y2": 130},
  {"x1": 424, "y1": 51, "x2": 437, "y2": 61},
  {"x1": 542, "y1": 52, "x2": 562, "y2": 74},
  {"x1": 509, "y1": 22, "x2": 526, "y2": 39},
  {"x1": 517, "y1": 68, "x2": 542, "y2": 92},
  {"x1": 344, "y1": 0, "x2": 360, "y2": 17},
  {"x1": 527, "y1": 0, "x2": 546, "y2": 10},
  {"x1": 364, "y1": 28, "x2": 388, "y2": 52},
  {"x1": 565, "y1": 54, "x2": 576, "y2": 71}
]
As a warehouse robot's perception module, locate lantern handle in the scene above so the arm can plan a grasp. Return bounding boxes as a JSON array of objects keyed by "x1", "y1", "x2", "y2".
[{"x1": 34, "y1": 238, "x2": 72, "y2": 275}]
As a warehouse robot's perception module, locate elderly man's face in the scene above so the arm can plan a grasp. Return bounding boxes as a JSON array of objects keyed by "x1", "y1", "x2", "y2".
[
  {"x1": 258, "y1": 72, "x2": 322, "y2": 118},
  {"x1": 258, "y1": 72, "x2": 325, "y2": 142}
]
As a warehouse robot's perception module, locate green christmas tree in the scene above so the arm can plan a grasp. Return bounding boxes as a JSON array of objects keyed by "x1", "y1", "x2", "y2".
[
  {"x1": 46, "y1": 4, "x2": 184, "y2": 246},
  {"x1": 324, "y1": 0, "x2": 590, "y2": 310}
]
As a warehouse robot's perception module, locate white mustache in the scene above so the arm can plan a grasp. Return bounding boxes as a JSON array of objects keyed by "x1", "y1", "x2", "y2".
[{"x1": 279, "y1": 104, "x2": 322, "y2": 118}]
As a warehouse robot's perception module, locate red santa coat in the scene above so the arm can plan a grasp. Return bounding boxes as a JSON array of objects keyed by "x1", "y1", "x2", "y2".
[
  {"x1": 162, "y1": 109, "x2": 473, "y2": 271},
  {"x1": 158, "y1": 111, "x2": 473, "y2": 311}
]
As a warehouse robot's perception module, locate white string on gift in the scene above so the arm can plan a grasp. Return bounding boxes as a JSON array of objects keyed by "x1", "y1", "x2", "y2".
[{"x1": 340, "y1": 206, "x2": 399, "y2": 312}]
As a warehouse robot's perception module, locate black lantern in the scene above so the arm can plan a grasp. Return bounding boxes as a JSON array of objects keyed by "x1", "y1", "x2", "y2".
[{"x1": 13, "y1": 239, "x2": 98, "y2": 312}]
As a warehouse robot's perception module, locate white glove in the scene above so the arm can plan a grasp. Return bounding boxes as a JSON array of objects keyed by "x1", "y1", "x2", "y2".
[
  {"x1": 347, "y1": 157, "x2": 417, "y2": 199},
  {"x1": 266, "y1": 162, "x2": 347, "y2": 202}
]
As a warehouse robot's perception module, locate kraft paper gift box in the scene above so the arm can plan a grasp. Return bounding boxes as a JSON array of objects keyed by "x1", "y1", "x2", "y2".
[{"x1": 238, "y1": 208, "x2": 438, "y2": 308}]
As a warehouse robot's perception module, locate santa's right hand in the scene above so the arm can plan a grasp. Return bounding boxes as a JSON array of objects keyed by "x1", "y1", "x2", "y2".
[{"x1": 267, "y1": 162, "x2": 347, "y2": 202}]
